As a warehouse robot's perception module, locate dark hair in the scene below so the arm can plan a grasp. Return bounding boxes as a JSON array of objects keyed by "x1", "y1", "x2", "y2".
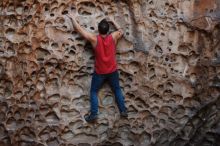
[{"x1": 98, "y1": 19, "x2": 109, "y2": 35}]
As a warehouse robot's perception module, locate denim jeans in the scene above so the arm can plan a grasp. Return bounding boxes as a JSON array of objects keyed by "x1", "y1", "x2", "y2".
[{"x1": 89, "y1": 70, "x2": 126, "y2": 115}]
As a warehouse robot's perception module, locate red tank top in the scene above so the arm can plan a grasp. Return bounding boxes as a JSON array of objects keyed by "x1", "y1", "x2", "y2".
[{"x1": 94, "y1": 34, "x2": 117, "y2": 74}]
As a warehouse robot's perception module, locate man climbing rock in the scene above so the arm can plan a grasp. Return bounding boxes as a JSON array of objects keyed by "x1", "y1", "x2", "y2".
[{"x1": 66, "y1": 12, "x2": 127, "y2": 122}]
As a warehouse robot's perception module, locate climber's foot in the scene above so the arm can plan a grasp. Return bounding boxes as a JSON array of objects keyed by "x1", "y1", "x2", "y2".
[
  {"x1": 120, "y1": 111, "x2": 128, "y2": 118},
  {"x1": 84, "y1": 114, "x2": 97, "y2": 122}
]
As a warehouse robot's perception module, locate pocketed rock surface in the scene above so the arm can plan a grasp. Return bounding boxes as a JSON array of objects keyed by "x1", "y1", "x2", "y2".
[{"x1": 0, "y1": 0, "x2": 220, "y2": 146}]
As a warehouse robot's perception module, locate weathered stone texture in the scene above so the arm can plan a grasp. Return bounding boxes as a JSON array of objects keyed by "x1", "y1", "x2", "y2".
[{"x1": 0, "y1": 0, "x2": 220, "y2": 146}]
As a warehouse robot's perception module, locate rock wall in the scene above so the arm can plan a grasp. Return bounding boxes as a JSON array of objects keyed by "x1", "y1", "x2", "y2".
[{"x1": 0, "y1": 0, "x2": 220, "y2": 146}]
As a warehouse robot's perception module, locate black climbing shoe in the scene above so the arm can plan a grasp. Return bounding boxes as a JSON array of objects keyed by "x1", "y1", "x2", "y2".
[
  {"x1": 120, "y1": 111, "x2": 128, "y2": 118},
  {"x1": 84, "y1": 114, "x2": 97, "y2": 122}
]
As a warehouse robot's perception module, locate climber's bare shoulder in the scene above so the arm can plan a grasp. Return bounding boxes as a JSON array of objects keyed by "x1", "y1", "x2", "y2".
[
  {"x1": 111, "y1": 29, "x2": 124, "y2": 44},
  {"x1": 73, "y1": 24, "x2": 97, "y2": 47},
  {"x1": 84, "y1": 32, "x2": 97, "y2": 48}
]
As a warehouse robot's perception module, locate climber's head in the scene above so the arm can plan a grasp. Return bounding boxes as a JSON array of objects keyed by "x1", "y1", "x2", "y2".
[{"x1": 98, "y1": 19, "x2": 109, "y2": 35}]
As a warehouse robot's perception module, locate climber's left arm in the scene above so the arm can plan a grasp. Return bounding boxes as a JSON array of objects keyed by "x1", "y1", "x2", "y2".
[{"x1": 66, "y1": 14, "x2": 97, "y2": 48}]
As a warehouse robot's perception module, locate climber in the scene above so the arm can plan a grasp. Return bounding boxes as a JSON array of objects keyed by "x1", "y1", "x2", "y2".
[{"x1": 66, "y1": 13, "x2": 128, "y2": 122}]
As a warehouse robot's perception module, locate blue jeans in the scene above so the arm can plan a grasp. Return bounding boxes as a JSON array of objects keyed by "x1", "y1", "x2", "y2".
[{"x1": 89, "y1": 70, "x2": 126, "y2": 115}]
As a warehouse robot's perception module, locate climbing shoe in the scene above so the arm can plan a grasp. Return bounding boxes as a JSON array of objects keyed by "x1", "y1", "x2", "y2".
[
  {"x1": 120, "y1": 111, "x2": 128, "y2": 118},
  {"x1": 84, "y1": 114, "x2": 97, "y2": 122}
]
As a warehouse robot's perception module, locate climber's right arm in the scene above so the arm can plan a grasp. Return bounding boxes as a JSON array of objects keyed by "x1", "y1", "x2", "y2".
[
  {"x1": 112, "y1": 29, "x2": 124, "y2": 44},
  {"x1": 108, "y1": 17, "x2": 124, "y2": 44}
]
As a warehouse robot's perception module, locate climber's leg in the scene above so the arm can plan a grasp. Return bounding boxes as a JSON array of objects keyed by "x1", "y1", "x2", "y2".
[
  {"x1": 107, "y1": 70, "x2": 127, "y2": 117},
  {"x1": 85, "y1": 72, "x2": 105, "y2": 122}
]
